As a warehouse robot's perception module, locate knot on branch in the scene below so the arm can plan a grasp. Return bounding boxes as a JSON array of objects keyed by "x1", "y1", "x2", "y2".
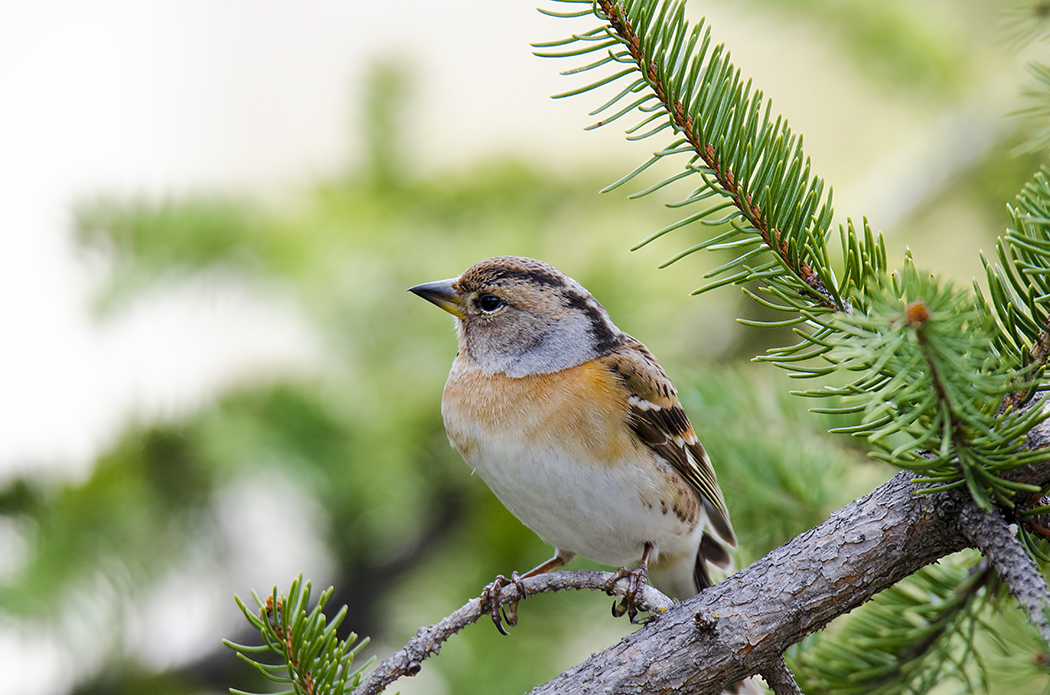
[{"x1": 694, "y1": 610, "x2": 719, "y2": 632}]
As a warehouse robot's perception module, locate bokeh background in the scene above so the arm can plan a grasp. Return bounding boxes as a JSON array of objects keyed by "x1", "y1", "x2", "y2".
[{"x1": 2, "y1": 1, "x2": 1049, "y2": 693}]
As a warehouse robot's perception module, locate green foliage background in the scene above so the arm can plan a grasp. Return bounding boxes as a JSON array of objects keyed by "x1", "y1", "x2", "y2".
[{"x1": 5, "y1": 1, "x2": 1050, "y2": 694}]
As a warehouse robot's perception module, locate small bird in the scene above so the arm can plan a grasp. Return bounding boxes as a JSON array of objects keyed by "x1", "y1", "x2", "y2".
[{"x1": 410, "y1": 256, "x2": 736, "y2": 630}]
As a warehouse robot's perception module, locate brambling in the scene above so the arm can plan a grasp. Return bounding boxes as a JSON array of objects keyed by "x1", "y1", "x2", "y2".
[{"x1": 410, "y1": 256, "x2": 736, "y2": 630}]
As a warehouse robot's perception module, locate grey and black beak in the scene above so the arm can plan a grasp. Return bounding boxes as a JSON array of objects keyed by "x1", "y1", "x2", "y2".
[{"x1": 408, "y1": 277, "x2": 466, "y2": 319}]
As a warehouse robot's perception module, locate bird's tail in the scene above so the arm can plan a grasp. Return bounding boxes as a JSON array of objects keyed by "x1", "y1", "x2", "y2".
[
  {"x1": 695, "y1": 529, "x2": 735, "y2": 590},
  {"x1": 649, "y1": 523, "x2": 736, "y2": 599}
]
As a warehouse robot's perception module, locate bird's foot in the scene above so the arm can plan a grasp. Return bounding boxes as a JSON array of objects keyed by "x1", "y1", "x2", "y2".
[
  {"x1": 607, "y1": 563, "x2": 649, "y2": 623},
  {"x1": 479, "y1": 571, "x2": 527, "y2": 635}
]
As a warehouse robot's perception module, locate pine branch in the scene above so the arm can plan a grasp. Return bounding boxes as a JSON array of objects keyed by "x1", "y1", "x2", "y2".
[
  {"x1": 595, "y1": 0, "x2": 838, "y2": 310},
  {"x1": 225, "y1": 576, "x2": 372, "y2": 695},
  {"x1": 793, "y1": 259, "x2": 1050, "y2": 509},
  {"x1": 536, "y1": 0, "x2": 845, "y2": 311},
  {"x1": 1001, "y1": 1, "x2": 1050, "y2": 50},
  {"x1": 1013, "y1": 63, "x2": 1050, "y2": 156},
  {"x1": 983, "y1": 168, "x2": 1050, "y2": 411}
]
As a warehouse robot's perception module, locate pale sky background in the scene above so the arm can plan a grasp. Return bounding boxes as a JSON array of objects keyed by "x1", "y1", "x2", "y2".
[
  {"x1": 0, "y1": 0, "x2": 1020, "y2": 482},
  {"x1": 0, "y1": 1, "x2": 1033, "y2": 692}
]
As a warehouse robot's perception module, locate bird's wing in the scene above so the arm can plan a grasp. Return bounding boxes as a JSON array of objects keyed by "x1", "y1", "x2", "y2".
[{"x1": 599, "y1": 338, "x2": 736, "y2": 547}]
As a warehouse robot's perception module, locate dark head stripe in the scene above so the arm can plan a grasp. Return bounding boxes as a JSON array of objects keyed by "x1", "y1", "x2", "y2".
[
  {"x1": 561, "y1": 290, "x2": 621, "y2": 354},
  {"x1": 489, "y1": 266, "x2": 567, "y2": 289},
  {"x1": 457, "y1": 257, "x2": 568, "y2": 293}
]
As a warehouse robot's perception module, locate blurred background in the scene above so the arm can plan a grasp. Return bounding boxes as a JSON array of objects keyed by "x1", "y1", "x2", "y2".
[{"x1": 2, "y1": 1, "x2": 1049, "y2": 693}]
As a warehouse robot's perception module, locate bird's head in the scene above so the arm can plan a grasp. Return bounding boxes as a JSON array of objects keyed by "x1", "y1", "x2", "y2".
[{"x1": 409, "y1": 256, "x2": 623, "y2": 377}]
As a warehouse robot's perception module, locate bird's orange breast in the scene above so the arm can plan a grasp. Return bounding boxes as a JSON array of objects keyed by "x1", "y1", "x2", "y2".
[{"x1": 441, "y1": 356, "x2": 641, "y2": 467}]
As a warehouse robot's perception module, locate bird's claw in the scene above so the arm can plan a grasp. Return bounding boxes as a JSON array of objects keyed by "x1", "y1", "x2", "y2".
[
  {"x1": 607, "y1": 564, "x2": 649, "y2": 623},
  {"x1": 480, "y1": 571, "x2": 527, "y2": 635}
]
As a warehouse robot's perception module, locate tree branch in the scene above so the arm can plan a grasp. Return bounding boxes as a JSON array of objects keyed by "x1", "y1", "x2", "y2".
[
  {"x1": 760, "y1": 659, "x2": 803, "y2": 695},
  {"x1": 957, "y1": 502, "x2": 1050, "y2": 645},
  {"x1": 352, "y1": 571, "x2": 673, "y2": 695},
  {"x1": 595, "y1": 0, "x2": 845, "y2": 312}
]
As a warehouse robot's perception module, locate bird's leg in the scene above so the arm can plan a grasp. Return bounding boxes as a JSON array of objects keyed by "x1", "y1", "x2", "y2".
[
  {"x1": 480, "y1": 553, "x2": 570, "y2": 635},
  {"x1": 609, "y1": 542, "x2": 654, "y2": 623}
]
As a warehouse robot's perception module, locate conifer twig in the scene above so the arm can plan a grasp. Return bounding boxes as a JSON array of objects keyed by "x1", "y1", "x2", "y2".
[{"x1": 570, "y1": 0, "x2": 847, "y2": 311}]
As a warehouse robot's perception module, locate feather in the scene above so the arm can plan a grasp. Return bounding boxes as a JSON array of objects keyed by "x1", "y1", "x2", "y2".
[{"x1": 599, "y1": 338, "x2": 736, "y2": 548}]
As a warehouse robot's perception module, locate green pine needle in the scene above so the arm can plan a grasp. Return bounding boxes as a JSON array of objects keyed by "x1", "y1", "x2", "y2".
[
  {"x1": 534, "y1": 0, "x2": 845, "y2": 310},
  {"x1": 224, "y1": 576, "x2": 372, "y2": 695},
  {"x1": 982, "y1": 167, "x2": 1050, "y2": 387},
  {"x1": 790, "y1": 259, "x2": 1047, "y2": 508}
]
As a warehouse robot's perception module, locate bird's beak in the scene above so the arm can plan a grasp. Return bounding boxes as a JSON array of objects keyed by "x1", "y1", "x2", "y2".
[{"x1": 408, "y1": 277, "x2": 465, "y2": 319}]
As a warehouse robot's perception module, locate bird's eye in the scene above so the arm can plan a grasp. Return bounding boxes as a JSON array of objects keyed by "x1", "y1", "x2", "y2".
[{"x1": 477, "y1": 294, "x2": 505, "y2": 313}]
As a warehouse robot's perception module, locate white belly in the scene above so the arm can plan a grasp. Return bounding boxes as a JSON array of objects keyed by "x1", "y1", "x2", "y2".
[{"x1": 463, "y1": 435, "x2": 702, "y2": 567}]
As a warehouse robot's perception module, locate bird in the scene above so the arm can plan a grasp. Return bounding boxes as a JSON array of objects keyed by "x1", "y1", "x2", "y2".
[{"x1": 409, "y1": 255, "x2": 736, "y2": 631}]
